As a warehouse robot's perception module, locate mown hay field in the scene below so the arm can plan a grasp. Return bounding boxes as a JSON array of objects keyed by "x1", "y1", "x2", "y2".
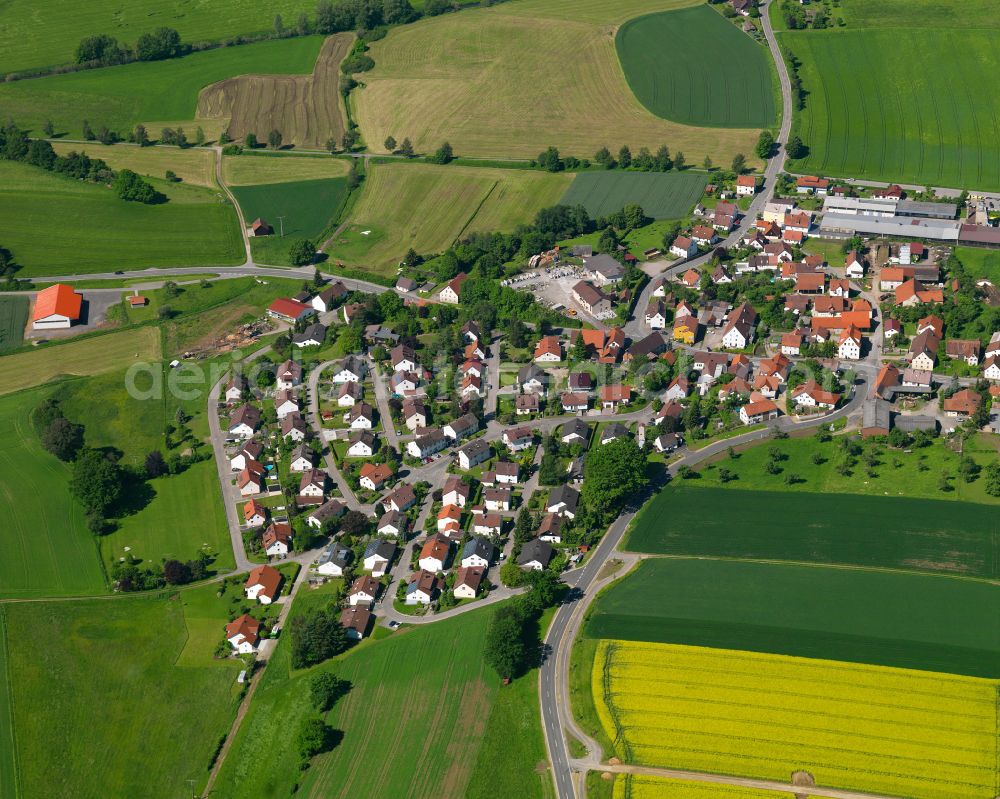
[
  {"x1": 626, "y1": 485, "x2": 999, "y2": 578},
  {"x1": 781, "y1": 23, "x2": 1000, "y2": 189},
  {"x1": 0, "y1": 389, "x2": 107, "y2": 599},
  {"x1": 593, "y1": 641, "x2": 1000, "y2": 799},
  {"x1": 583, "y1": 559, "x2": 1000, "y2": 678},
  {"x1": 222, "y1": 153, "x2": 350, "y2": 185},
  {"x1": 0, "y1": 0, "x2": 318, "y2": 75},
  {"x1": 561, "y1": 171, "x2": 707, "y2": 219},
  {"x1": 50, "y1": 141, "x2": 217, "y2": 187},
  {"x1": 0, "y1": 161, "x2": 243, "y2": 276},
  {"x1": 328, "y1": 162, "x2": 571, "y2": 275},
  {"x1": 0, "y1": 325, "x2": 160, "y2": 396},
  {"x1": 0, "y1": 296, "x2": 28, "y2": 353},
  {"x1": 198, "y1": 34, "x2": 352, "y2": 148},
  {"x1": 1, "y1": 592, "x2": 241, "y2": 799},
  {"x1": 353, "y1": 0, "x2": 762, "y2": 162},
  {"x1": 0, "y1": 36, "x2": 323, "y2": 141},
  {"x1": 617, "y1": 5, "x2": 777, "y2": 128}
]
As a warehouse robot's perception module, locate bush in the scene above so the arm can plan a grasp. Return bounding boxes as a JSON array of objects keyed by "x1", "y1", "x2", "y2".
[
  {"x1": 289, "y1": 239, "x2": 316, "y2": 266},
  {"x1": 113, "y1": 169, "x2": 163, "y2": 204}
]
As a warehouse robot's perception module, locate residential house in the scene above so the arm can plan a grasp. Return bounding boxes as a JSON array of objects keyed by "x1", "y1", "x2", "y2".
[
  {"x1": 796, "y1": 272, "x2": 826, "y2": 294},
  {"x1": 237, "y1": 463, "x2": 265, "y2": 496},
  {"x1": 654, "y1": 432, "x2": 682, "y2": 453},
  {"x1": 289, "y1": 443, "x2": 314, "y2": 472},
  {"x1": 600, "y1": 384, "x2": 631, "y2": 411},
  {"x1": 780, "y1": 332, "x2": 805, "y2": 356},
  {"x1": 230, "y1": 440, "x2": 264, "y2": 472},
  {"x1": 363, "y1": 540, "x2": 396, "y2": 577},
  {"x1": 484, "y1": 487, "x2": 512, "y2": 512},
  {"x1": 225, "y1": 614, "x2": 261, "y2": 654},
  {"x1": 561, "y1": 418, "x2": 590, "y2": 446},
  {"x1": 691, "y1": 225, "x2": 717, "y2": 246},
  {"x1": 307, "y1": 498, "x2": 346, "y2": 530},
  {"x1": 347, "y1": 430, "x2": 376, "y2": 458},
  {"x1": 943, "y1": 388, "x2": 982, "y2": 418},
  {"x1": 670, "y1": 235, "x2": 698, "y2": 259},
  {"x1": 453, "y1": 566, "x2": 485, "y2": 600},
  {"x1": 347, "y1": 574, "x2": 380, "y2": 608},
  {"x1": 461, "y1": 320, "x2": 481, "y2": 343},
  {"x1": 444, "y1": 413, "x2": 479, "y2": 441},
  {"x1": 407, "y1": 429, "x2": 448, "y2": 460},
  {"x1": 332, "y1": 356, "x2": 367, "y2": 384},
  {"x1": 883, "y1": 319, "x2": 902, "y2": 340},
  {"x1": 516, "y1": 393, "x2": 540, "y2": 415},
  {"x1": 377, "y1": 509, "x2": 408, "y2": 538},
  {"x1": 502, "y1": 426, "x2": 533, "y2": 452},
  {"x1": 262, "y1": 522, "x2": 292, "y2": 557},
  {"x1": 739, "y1": 399, "x2": 780, "y2": 425},
  {"x1": 267, "y1": 298, "x2": 314, "y2": 324},
  {"x1": 473, "y1": 514, "x2": 503, "y2": 537},
  {"x1": 418, "y1": 535, "x2": 451, "y2": 572},
  {"x1": 346, "y1": 402, "x2": 375, "y2": 430},
  {"x1": 736, "y1": 174, "x2": 757, "y2": 196},
  {"x1": 338, "y1": 381, "x2": 363, "y2": 407},
  {"x1": 908, "y1": 330, "x2": 940, "y2": 371},
  {"x1": 518, "y1": 539, "x2": 553, "y2": 571},
  {"x1": 392, "y1": 371, "x2": 420, "y2": 394},
  {"x1": 310, "y1": 282, "x2": 348, "y2": 313},
  {"x1": 437, "y1": 504, "x2": 462, "y2": 532},
  {"x1": 461, "y1": 538, "x2": 495, "y2": 568},
  {"x1": 983, "y1": 354, "x2": 1000, "y2": 381},
  {"x1": 829, "y1": 278, "x2": 850, "y2": 298},
  {"x1": 244, "y1": 565, "x2": 282, "y2": 604},
  {"x1": 225, "y1": 375, "x2": 248, "y2": 403},
  {"x1": 562, "y1": 392, "x2": 589, "y2": 413},
  {"x1": 537, "y1": 513, "x2": 563, "y2": 543},
  {"x1": 359, "y1": 462, "x2": 393, "y2": 492},
  {"x1": 274, "y1": 389, "x2": 299, "y2": 420},
  {"x1": 917, "y1": 315, "x2": 944, "y2": 338},
  {"x1": 340, "y1": 607, "x2": 371, "y2": 640},
  {"x1": 390, "y1": 344, "x2": 418, "y2": 373},
  {"x1": 458, "y1": 439, "x2": 491, "y2": 470},
  {"x1": 572, "y1": 281, "x2": 613, "y2": 317},
  {"x1": 518, "y1": 364, "x2": 549, "y2": 395},
  {"x1": 228, "y1": 404, "x2": 262, "y2": 439},
  {"x1": 439, "y1": 272, "x2": 468, "y2": 304},
  {"x1": 406, "y1": 570, "x2": 442, "y2": 604},
  {"x1": 586, "y1": 254, "x2": 625, "y2": 286},
  {"x1": 442, "y1": 476, "x2": 471, "y2": 507},
  {"x1": 896, "y1": 279, "x2": 944, "y2": 306},
  {"x1": 384, "y1": 483, "x2": 417, "y2": 513},
  {"x1": 796, "y1": 175, "x2": 829, "y2": 195},
  {"x1": 280, "y1": 413, "x2": 307, "y2": 442},
  {"x1": 845, "y1": 251, "x2": 865, "y2": 278},
  {"x1": 547, "y1": 485, "x2": 579, "y2": 518},
  {"x1": 275, "y1": 360, "x2": 303, "y2": 390},
  {"x1": 242, "y1": 498, "x2": 267, "y2": 528},
  {"x1": 298, "y1": 469, "x2": 326, "y2": 502},
  {"x1": 600, "y1": 422, "x2": 628, "y2": 445},
  {"x1": 317, "y1": 543, "x2": 352, "y2": 577},
  {"x1": 946, "y1": 339, "x2": 981, "y2": 365},
  {"x1": 645, "y1": 301, "x2": 667, "y2": 330},
  {"x1": 792, "y1": 381, "x2": 841, "y2": 410},
  {"x1": 673, "y1": 314, "x2": 699, "y2": 345},
  {"x1": 293, "y1": 322, "x2": 327, "y2": 348},
  {"x1": 838, "y1": 325, "x2": 863, "y2": 360},
  {"x1": 534, "y1": 335, "x2": 562, "y2": 362},
  {"x1": 402, "y1": 398, "x2": 428, "y2": 431}
]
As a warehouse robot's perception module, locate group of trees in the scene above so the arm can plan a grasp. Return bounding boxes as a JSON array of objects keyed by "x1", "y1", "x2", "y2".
[
  {"x1": 289, "y1": 604, "x2": 350, "y2": 668},
  {"x1": 483, "y1": 570, "x2": 562, "y2": 681},
  {"x1": 113, "y1": 168, "x2": 164, "y2": 204},
  {"x1": 75, "y1": 27, "x2": 184, "y2": 68},
  {"x1": 594, "y1": 144, "x2": 679, "y2": 172},
  {"x1": 314, "y1": 0, "x2": 418, "y2": 34},
  {"x1": 0, "y1": 121, "x2": 113, "y2": 185}
]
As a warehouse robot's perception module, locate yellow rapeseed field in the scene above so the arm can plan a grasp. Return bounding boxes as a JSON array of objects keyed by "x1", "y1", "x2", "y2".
[
  {"x1": 593, "y1": 641, "x2": 1000, "y2": 799},
  {"x1": 613, "y1": 775, "x2": 790, "y2": 799}
]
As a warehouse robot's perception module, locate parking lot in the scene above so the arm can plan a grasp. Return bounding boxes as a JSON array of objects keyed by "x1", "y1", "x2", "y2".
[{"x1": 503, "y1": 263, "x2": 609, "y2": 325}]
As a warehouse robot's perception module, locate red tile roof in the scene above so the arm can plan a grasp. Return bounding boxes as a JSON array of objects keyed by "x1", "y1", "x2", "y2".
[{"x1": 33, "y1": 283, "x2": 82, "y2": 321}]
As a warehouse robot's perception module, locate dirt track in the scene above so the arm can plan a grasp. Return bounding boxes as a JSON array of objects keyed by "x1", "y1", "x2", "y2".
[{"x1": 197, "y1": 33, "x2": 351, "y2": 149}]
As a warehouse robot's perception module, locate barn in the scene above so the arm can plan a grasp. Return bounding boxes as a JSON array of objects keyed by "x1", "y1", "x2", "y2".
[{"x1": 32, "y1": 283, "x2": 82, "y2": 329}]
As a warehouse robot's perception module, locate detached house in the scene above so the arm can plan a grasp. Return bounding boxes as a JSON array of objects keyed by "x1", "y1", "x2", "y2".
[
  {"x1": 534, "y1": 335, "x2": 563, "y2": 362},
  {"x1": 262, "y1": 522, "x2": 293, "y2": 557},
  {"x1": 406, "y1": 570, "x2": 442, "y2": 605},
  {"x1": 600, "y1": 384, "x2": 631, "y2": 411},
  {"x1": 363, "y1": 540, "x2": 396, "y2": 577},
  {"x1": 453, "y1": 566, "x2": 485, "y2": 600},
  {"x1": 228, "y1": 404, "x2": 262, "y2": 439},
  {"x1": 739, "y1": 399, "x2": 780, "y2": 425},
  {"x1": 458, "y1": 439, "x2": 492, "y2": 470},
  {"x1": 792, "y1": 381, "x2": 841, "y2": 410},
  {"x1": 418, "y1": 535, "x2": 451, "y2": 573},
  {"x1": 502, "y1": 426, "x2": 534, "y2": 452},
  {"x1": 670, "y1": 235, "x2": 698, "y2": 259},
  {"x1": 439, "y1": 272, "x2": 468, "y2": 304},
  {"x1": 547, "y1": 485, "x2": 579, "y2": 518},
  {"x1": 226, "y1": 614, "x2": 261, "y2": 654},
  {"x1": 461, "y1": 537, "x2": 495, "y2": 569},
  {"x1": 244, "y1": 565, "x2": 283, "y2": 604},
  {"x1": 838, "y1": 325, "x2": 863, "y2": 360},
  {"x1": 518, "y1": 539, "x2": 553, "y2": 571},
  {"x1": 347, "y1": 575, "x2": 380, "y2": 608}
]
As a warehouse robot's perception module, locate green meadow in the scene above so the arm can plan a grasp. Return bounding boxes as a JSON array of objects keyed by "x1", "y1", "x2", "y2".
[
  {"x1": 584, "y1": 558, "x2": 1000, "y2": 678},
  {"x1": 560, "y1": 171, "x2": 707, "y2": 219},
  {"x1": 0, "y1": 297, "x2": 29, "y2": 353},
  {"x1": 780, "y1": 1, "x2": 1000, "y2": 189},
  {"x1": 0, "y1": 161, "x2": 242, "y2": 277},
  {"x1": 0, "y1": 591, "x2": 241, "y2": 799},
  {"x1": 0, "y1": 36, "x2": 323, "y2": 139},
  {"x1": 617, "y1": 5, "x2": 777, "y2": 128},
  {"x1": 0, "y1": 389, "x2": 107, "y2": 599}
]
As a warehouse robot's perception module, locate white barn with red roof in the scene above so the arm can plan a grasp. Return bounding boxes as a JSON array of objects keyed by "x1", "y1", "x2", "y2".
[{"x1": 32, "y1": 284, "x2": 82, "y2": 329}]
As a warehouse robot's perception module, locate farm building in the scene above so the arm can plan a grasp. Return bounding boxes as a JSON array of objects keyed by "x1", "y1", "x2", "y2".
[
  {"x1": 249, "y1": 218, "x2": 273, "y2": 237},
  {"x1": 32, "y1": 284, "x2": 82, "y2": 329}
]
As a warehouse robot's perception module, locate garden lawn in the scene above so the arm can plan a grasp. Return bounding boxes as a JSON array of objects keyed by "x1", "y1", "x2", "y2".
[
  {"x1": 584, "y1": 558, "x2": 1000, "y2": 678},
  {"x1": 593, "y1": 641, "x2": 999, "y2": 799},
  {"x1": 1, "y1": 594, "x2": 242, "y2": 799},
  {"x1": 0, "y1": 389, "x2": 106, "y2": 598},
  {"x1": 354, "y1": 0, "x2": 761, "y2": 163},
  {"x1": 50, "y1": 141, "x2": 217, "y2": 187},
  {"x1": 560, "y1": 171, "x2": 707, "y2": 219},
  {"x1": 616, "y1": 5, "x2": 777, "y2": 128},
  {"x1": 98, "y1": 460, "x2": 233, "y2": 572},
  {"x1": 956, "y1": 246, "x2": 1000, "y2": 285},
  {"x1": 328, "y1": 162, "x2": 570, "y2": 276},
  {"x1": 222, "y1": 153, "x2": 350, "y2": 185},
  {"x1": 0, "y1": 326, "x2": 160, "y2": 396},
  {"x1": 0, "y1": 161, "x2": 242, "y2": 276},
  {"x1": 0, "y1": 36, "x2": 324, "y2": 140},
  {"x1": 626, "y1": 485, "x2": 999, "y2": 579},
  {"x1": 780, "y1": 18, "x2": 1000, "y2": 189},
  {"x1": 0, "y1": 296, "x2": 28, "y2": 352}
]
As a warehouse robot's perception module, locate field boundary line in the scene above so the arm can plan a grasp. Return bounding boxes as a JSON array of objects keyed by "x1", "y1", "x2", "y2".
[
  {"x1": 0, "y1": 608, "x2": 21, "y2": 799},
  {"x1": 453, "y1": 180, "x2": 500, "y2": 244},
  {"x1": 619, "y1": 553, "x2": 1000, "y2": 588}
]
